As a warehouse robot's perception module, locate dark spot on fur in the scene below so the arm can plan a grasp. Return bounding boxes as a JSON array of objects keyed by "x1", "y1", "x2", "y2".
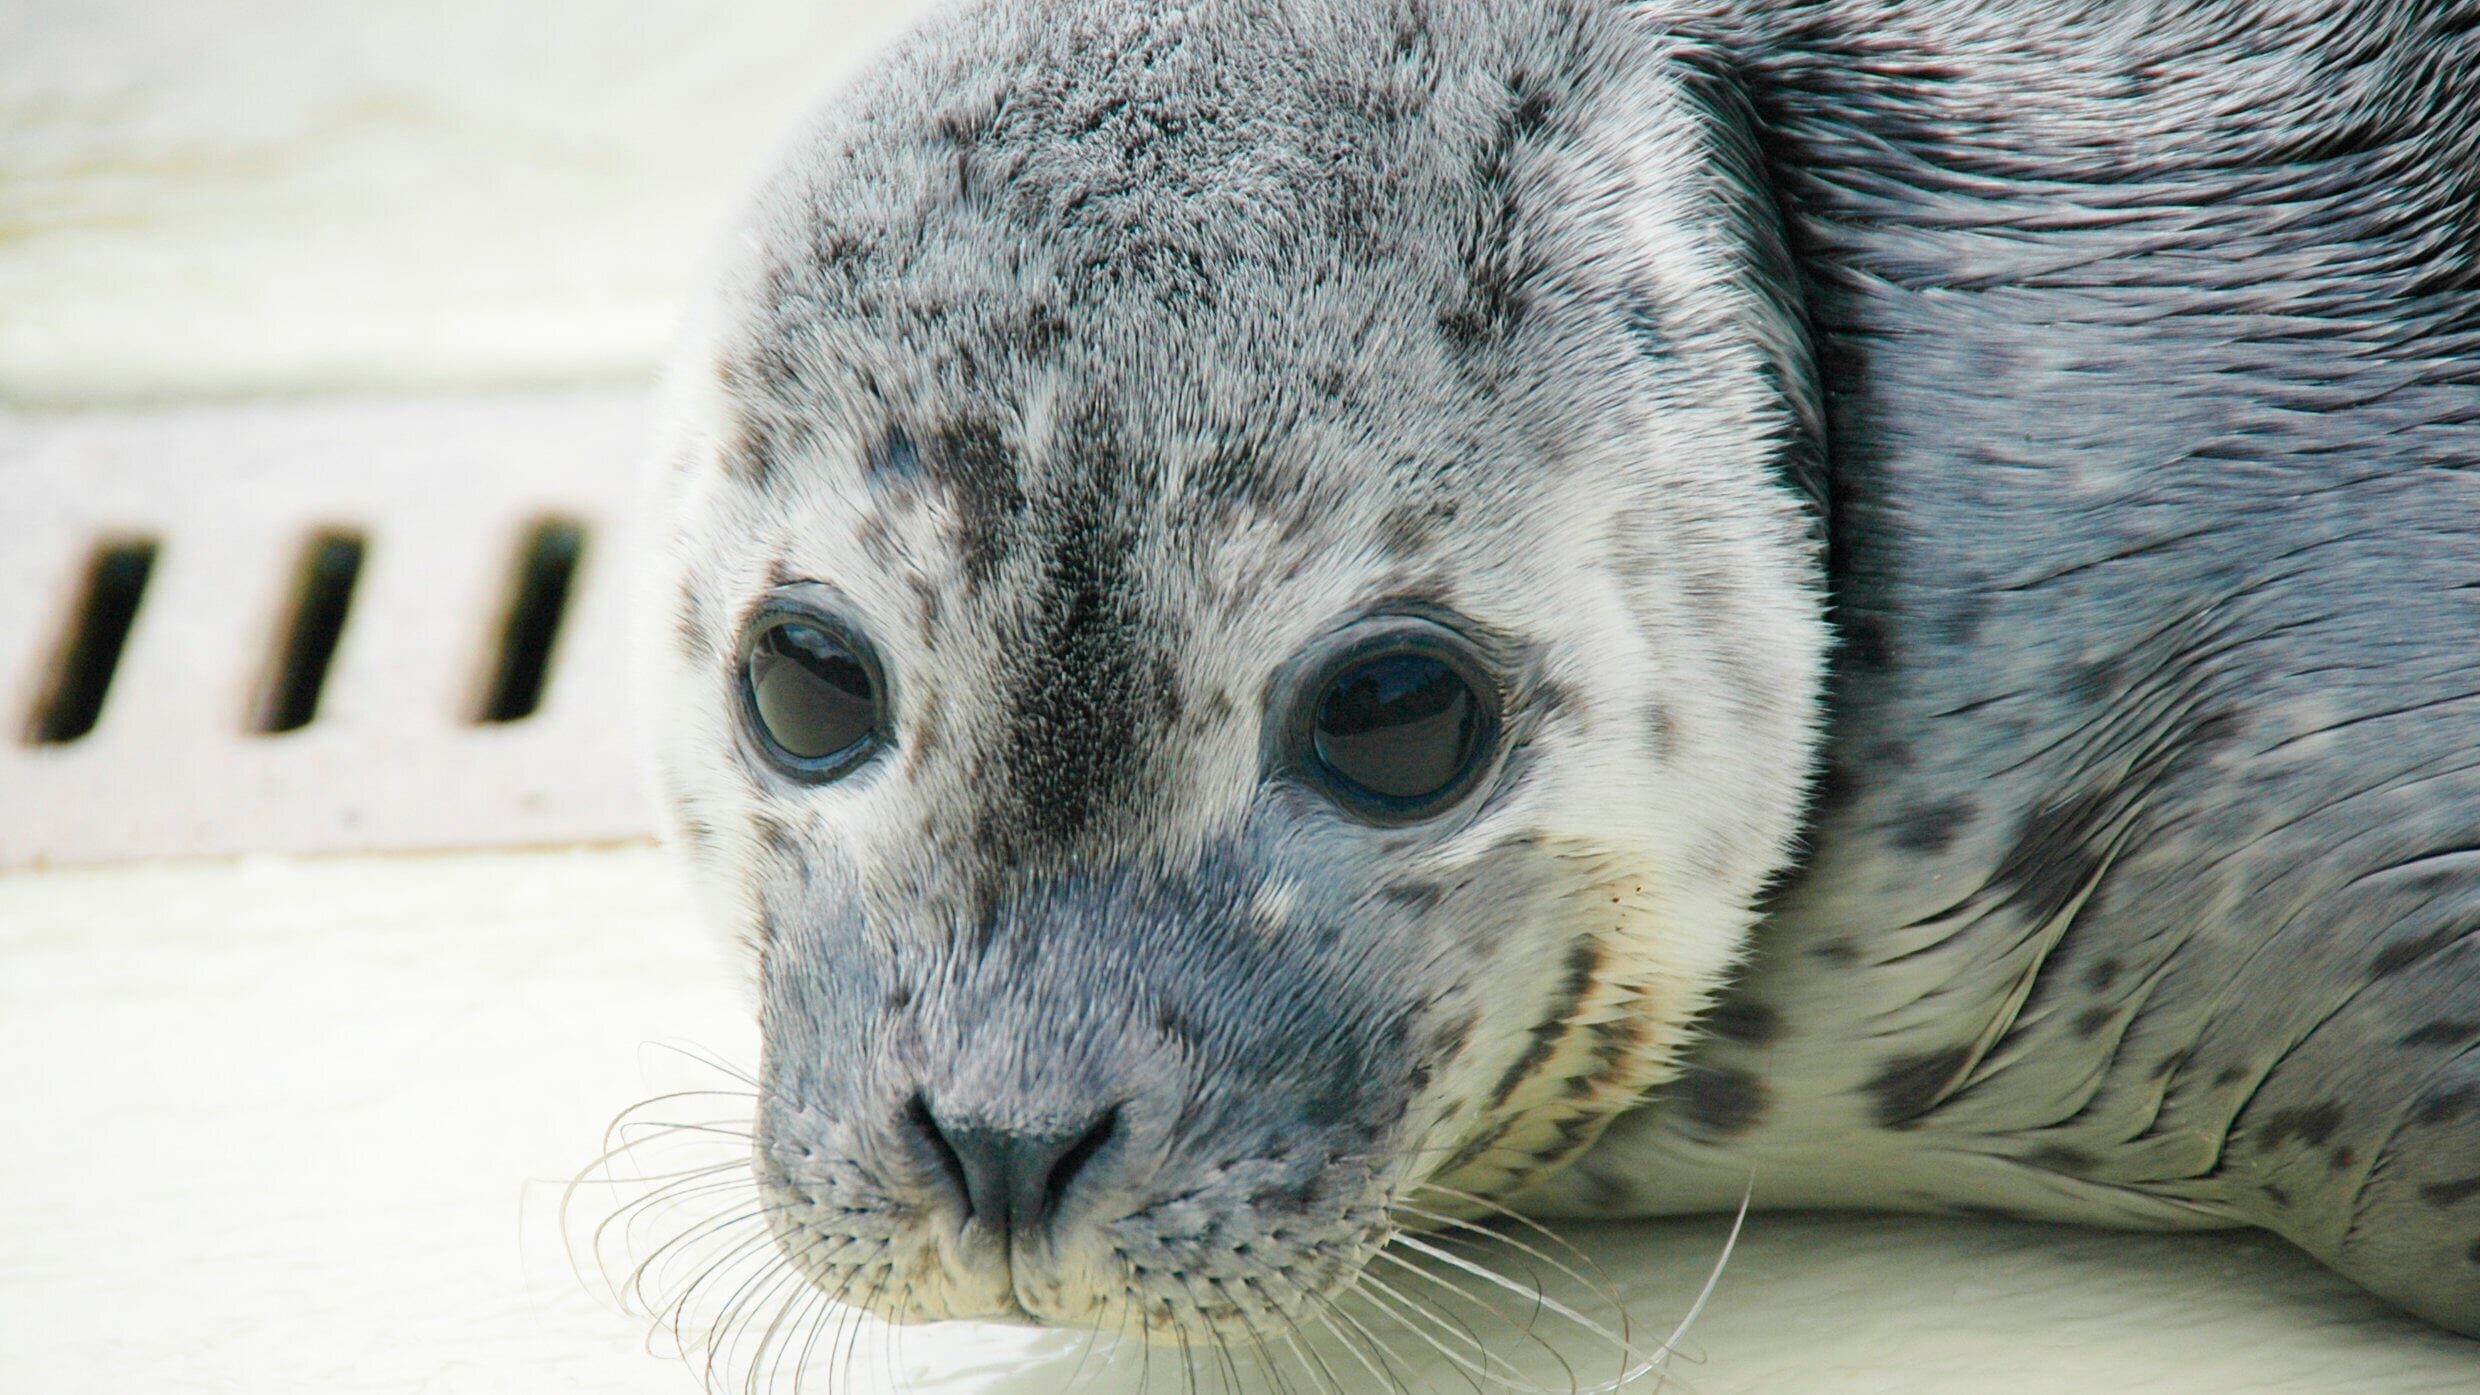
[
  {"x1": 1704, "y1": 997, "x2": 1781, "y2": 1047},
  {"x1": 1583, "y1": 1013, "x2": 1645, "y2": 1072},
  {"x1": 2254, "y1": 1102, "x2": 2346, "y2": 1151},
  {"x1": 1001, "y1": 301, "x2": 1070, "y2": 359},
  {"x1": 2188, "y1": 709, "x2": 2243, "y2": 751},
  {"x1": 2415, "y1": 1084, "x2": 2479, "y2": 1126},
  {"x1": 1673, "y1": 1065, "x2": 1768, "y2": 1135},
  {"x1": 2028, "y1": 1145, "x2": 2097, "y2": 1175},
  {"x1": 1156, "y1": 1002, "x2": 1195, "y2": 1046},
  {"x1": 1989, "y1": 788, "x2": 2117, "y2": 927},
  {"x1": 1812, "y1": 938, "x2": 1861, "y2": 965},
  {"x1": 1379, "y1": 879, "x2": 1447, "y2": 911},
  {"x1": 2073, "y1": 1006, "x2": 2114, "y2": 1039},
  {"x1": 2403, "y1": 1021, "x2": 2480, "y2": 1047},
  {"x1": 926, "y1": 415, "x2": 1025, "y2": 586},
  {"x1": 1378, "y1": 497, "x2": 1459, "y2": 556},
  {"x1": 1642, "y1": 703, "x2": 1678, "y2": 761},
  {"x1": 2374, "y1": 923, "x2": 2476, "y2": 977},
  {"x1": 676, "y1": 818, "x2": 714, "y2": 851},
  {"x1": 1484, "y1": 939, "x2": 1602, "y2": 1110},
  {"x1": 1617, "y1": 289, "x2": 1672, "y2": 359},
  {"x1": 1439, "y1": 82, "x2": 1551, "y2": 354},
  {"x1": 1837, "y1": 612, "x2": 1895, "y2": 671},
  {"x1": 1428, "y1": 1012, "x2": 1479, "y2": 1064},
  {"x1": 852, "y1": 509, "x2": 899, "y2": 567},
  {"x1": 1941, "y1": 589, "x2": 1990, "y2": 646},
  {"x1": 908, "y1": 689, "x2": 943, "y2": 764},
  {"x1": 1806, "y1": 757, "x2": 1858, "y2": 816},
  {"x1": 906, "y1": 574, "x2": 944, "y2": 645},
  {"x1": 2216, "y1": 1066, "x2": 2249, "y2": 1089},
  {"x1": 886, "y1": 983, "x2": 911, "y2": 1011},
  {"x1": 2084, "y1": 958, "x2": 2124, "y2": 993},
  {"x1": 1891, "y1": 794, "x2": 1977, "y2": 855},
  {"x1": 2067, "y1": 654, "x2": 2125, "y2": 704},
  {"x1": 2422, "y1": 1176, "x2": 2480, "y2": 1208},
  {"x1": 2264, "y1": 1183, "x2": 2292, "y2": 1207},
  {"x1": 865, "y1": 426, "x2": 921, "y2": 481},
  {"x1": 1866, "y1": 1046, "x2": 1971, "y2": 1128},
  {"x1": 977, "y1": 415, "x2": 1170, "y2": 865},
  {"x1": 2328, "y1": 1146, "x2": 2357, "y2": 1170}
]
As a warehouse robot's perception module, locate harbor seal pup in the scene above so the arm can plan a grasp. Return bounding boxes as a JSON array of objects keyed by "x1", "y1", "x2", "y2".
[{"x1": 643, "y1": 0, "x2": 2480, "y2": 1347}]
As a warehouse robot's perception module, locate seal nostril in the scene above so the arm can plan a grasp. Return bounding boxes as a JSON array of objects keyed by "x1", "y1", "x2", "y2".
[
  {"x1": 1041, "y1": 1104, "x2": 1120, "y2": 1221},
  {"x1": 904, "y1": 1092, "x2": 975, "y2": 1221},
  {"x1": 909, "y1": 1096, "x2": 1123, "y2": 1242}
]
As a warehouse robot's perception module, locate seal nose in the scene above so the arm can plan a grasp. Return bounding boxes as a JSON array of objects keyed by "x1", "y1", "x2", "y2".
[{"x1": 905, "y1": 1094, "x2": 1121, "y2": 1241}]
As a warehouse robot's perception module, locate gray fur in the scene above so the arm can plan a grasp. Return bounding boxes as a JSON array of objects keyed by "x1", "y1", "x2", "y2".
[{"x1": 647, "y1": 0, "x2": 2480, "y2": 1345}]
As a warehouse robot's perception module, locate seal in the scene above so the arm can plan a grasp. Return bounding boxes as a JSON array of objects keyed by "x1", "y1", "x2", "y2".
[{"x1": 642, "y1": 0, "x2": 2480, "y2": 1347}]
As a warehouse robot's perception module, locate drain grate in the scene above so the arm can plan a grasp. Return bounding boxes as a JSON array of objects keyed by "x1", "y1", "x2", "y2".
[{"x1": 1, "y1": 392, "x2": 659, "y2": 867}]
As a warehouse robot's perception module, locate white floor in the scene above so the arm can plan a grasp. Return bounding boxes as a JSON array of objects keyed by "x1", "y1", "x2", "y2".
[{"x1": 3, "y1": 846, "x2": 2473, "y2": 1394}]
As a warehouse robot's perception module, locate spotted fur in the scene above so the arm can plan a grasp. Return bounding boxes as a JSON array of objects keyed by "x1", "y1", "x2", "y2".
[{"x1": 644, "y1": 0, "x2": 2480, "y2": 1343}]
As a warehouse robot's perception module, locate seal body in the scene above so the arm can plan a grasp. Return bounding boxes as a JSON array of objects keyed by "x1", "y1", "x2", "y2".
[
  {"x1": 1518, "y1": 1, "x2": 2480, "y2": 1338},
  {"x1": 645, "y1": 0, "x2": 2480, "y2": 1343}
]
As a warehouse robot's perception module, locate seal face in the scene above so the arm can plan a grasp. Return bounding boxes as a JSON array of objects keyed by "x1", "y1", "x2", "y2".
[
  {"x1": 647, "y1": 0, "x2": 1825, "y2": 1335},
  {"x1": 646, "y1": 0, "x2": 2480, "y2": 1345}
]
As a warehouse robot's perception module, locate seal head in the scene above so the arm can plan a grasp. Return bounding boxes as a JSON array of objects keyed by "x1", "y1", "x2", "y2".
[{"x1": 646, "y1": 0, "x2": 1826, "y2": 1332}]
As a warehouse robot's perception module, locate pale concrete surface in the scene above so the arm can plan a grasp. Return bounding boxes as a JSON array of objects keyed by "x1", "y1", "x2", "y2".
[
  {"x1": 0, "y1": 0, "x2": 923, "y2": 405},
  {"x1": 2, "y1": 846, "x2": 2473, "y2": 1394}
]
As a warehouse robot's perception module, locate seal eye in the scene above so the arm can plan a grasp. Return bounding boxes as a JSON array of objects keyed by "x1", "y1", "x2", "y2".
[
  {"x1": 742, "y1": 614, "x2": 885, "y2": 775},
  {"x1": 1306, "y1": 643, "x2": 1494, "y2": 821}
]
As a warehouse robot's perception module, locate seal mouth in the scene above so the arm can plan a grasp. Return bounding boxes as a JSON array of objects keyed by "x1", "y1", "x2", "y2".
[{"x1": 575, "y1": 1077, "x2": 1681, "y2": 1395}]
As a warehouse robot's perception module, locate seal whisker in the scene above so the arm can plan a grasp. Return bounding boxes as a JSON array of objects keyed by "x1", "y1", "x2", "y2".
[
  {"x1": 595, "y1": 1174, "x2": 774, "y2": 1306},
  {"x1": 1387, "y1": 1235, "x2": 1650, "y2": 1368},
  {"x1": 1386, "y1": 1199, "x2": 1637, "y2": 1385},
  {"x1": 1302, "y1": 1295, "x2": 1416, "y2": 1395},
  {"x1": 1388, "y1": 1204, "x2": 1601, "y2": 1313},
  {"x1": 636, "y1": 1038, "x2": 764, "y2": 1091},
  {"x1": 628, "y1": 1203, "x2": 785, "y2": 1319},
  {"x1": 1399, "y1": 1182, "x2": 1626, "y2": 1303},
  {"x1": 1617, "y1": 1189, "x2": 1749, "y2": 1395},
  {"x1": 1255, "y1": 1276, "x2": 1351, "y2": 1395},
  {"x1": 754, "y1": 1236, "x2": 864, "y2": 1395},
  {"x1": 1368, "y1": 1247, "x2": 1586, "y2": 1395},
  {"x1": 783, "y1": 1282, "x2": 835, "y2": 1395},
  {"x1": 839, "y1": 1265, "x2": 896, "y2": 1395},
  {"x1": 1341, "y1": 1269, "x2": 1509, "y2": 1395},
  {"x1": 662, "y1": 1209, "x2": 843, "y2": 1369},
  {"x1": 691, "y1": 1227, "x2": 810, "y2": 1389},
  {"x1": 565, "y1": 1154, "x2": 747, "y2": 1302}
]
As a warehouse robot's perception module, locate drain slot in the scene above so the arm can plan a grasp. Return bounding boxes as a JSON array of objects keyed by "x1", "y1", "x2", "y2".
[
  {"x1": 256, "y1": 532, "x2": 366, "y2": 734},
  {"x1": 27, "y1": 539, "x2": 160, "y2": 745},
  {"x1": 476, "y1": 518, "x2": 587, "y2": 724}
]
